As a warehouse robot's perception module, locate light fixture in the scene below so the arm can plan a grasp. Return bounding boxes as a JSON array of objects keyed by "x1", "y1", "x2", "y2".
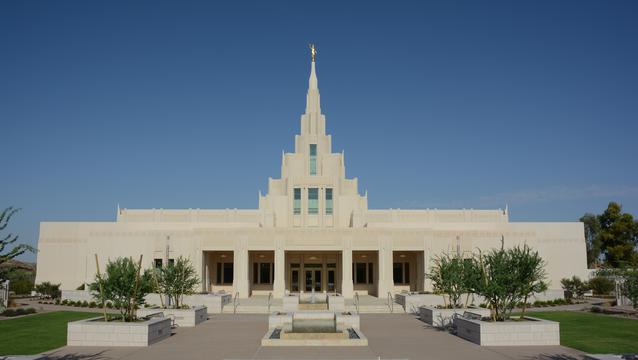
[
  {"x1": 221, "y1": 254, "x2": 227, "y2": 258},
  {"x1": 399, "y1": 254, "x2": 406, "y2": 258},
  {"x1": 259, "y1": 254, "x2": 265, "y2": 258},
  {"x1": 361, "y1": 254, "x2": 367, "y2": 258}
]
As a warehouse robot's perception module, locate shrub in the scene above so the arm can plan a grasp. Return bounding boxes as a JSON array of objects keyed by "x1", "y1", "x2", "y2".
[
  {"x1": 81, "y1": 300, "x2": 89, "y2": 307},
  {"x1": 74, "y1": 301, "x2": 82, "y2": 307},
  {"x1": 76, "y1": 283, "x2": 85, "y2": 290},
  {"x1": 25, "y1": 307, "x2": 36, "y2": 314},
  {"x1": 589, "y1": 276, "x2": 615, "y2": 296},
  {"x1": 89, "y1": 301, "x2": 97, "y2": 308},
  {"x1": 61, "y1": 299, "x2": 68, "y2": 305},
  {"x1": 105, "y1": 301, "x2": 113, "y2": 309},
  {"x1": 561, "y1": 276, "x2": 589, "y2": 300},
  {"x1": 1, "y1": 309, "x2": 16, "y2": 316},
  {"x1": 34, "y1": 281, "x2": 61, "y2": 299},
  {"x1": 54, "y1": 299, "x2": 60, "y2": 305}
]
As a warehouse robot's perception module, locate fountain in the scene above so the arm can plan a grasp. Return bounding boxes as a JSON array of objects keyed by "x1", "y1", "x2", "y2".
[{"x1": 262, "y1": 310, "x2": 367, "y2": 346}]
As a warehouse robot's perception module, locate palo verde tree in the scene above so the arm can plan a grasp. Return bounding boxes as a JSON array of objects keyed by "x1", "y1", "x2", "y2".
[
  {"x1": 475, "y1": 241, "x2": 548, "y2": 321},
  {"x1": 0, "y1": 207, "x2": 35, "y2": 281},
  {"x1": 153, "y1": 256, "x2": 199, "y2": 309},
  {"x1": 89, "y1": 257, "x2": 153, "y2": 321},
  {"x1": 427, "y1": 252, "x2": 466, "y2": 308}
]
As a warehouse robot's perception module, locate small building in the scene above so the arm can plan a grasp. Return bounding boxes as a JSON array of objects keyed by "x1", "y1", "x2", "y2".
[{"x1": 35, "y1": 52, "x2": 588, "y2": 299}]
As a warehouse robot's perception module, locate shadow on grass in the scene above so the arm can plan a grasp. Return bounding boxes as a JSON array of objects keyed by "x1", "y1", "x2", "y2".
[
  {"x1": 525, "y1": 353, "x2": 582, "y2": 360},
  {"x1": 33, "y1": 350, "x2": 109, "y2": 360}
]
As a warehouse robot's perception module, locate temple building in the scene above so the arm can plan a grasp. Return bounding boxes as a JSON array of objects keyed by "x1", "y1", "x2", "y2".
[{"x1": 35, "y1": 50, "x2": 588, "y2": 299}]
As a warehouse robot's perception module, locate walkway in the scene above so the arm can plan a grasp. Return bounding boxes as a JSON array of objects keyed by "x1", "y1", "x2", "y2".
[{"x1": 38, "y1": 313, "x2": 584, "y2": 360}]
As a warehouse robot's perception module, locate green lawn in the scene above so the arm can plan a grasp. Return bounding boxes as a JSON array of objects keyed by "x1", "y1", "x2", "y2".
[
  {"x1": 0, "y1": 311, "x2": 99, "y2": 355},
  {"x1": 528, "y1": 311, "x2": 638, "y2": 353}
]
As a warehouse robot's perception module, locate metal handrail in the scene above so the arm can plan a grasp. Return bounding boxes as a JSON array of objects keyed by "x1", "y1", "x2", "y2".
[
  {"x1": 387, "y1": 291, "x2": 394, "y2": 313},
  {"x1": 267, "y1": 292, "x2": 272, "y2": 313},
  {"x1": 233, "y1": 292, "x2": 239, "y2": 314},
  {"x1": 354, "y1": 292, "x2": 360, "y2": 315}
]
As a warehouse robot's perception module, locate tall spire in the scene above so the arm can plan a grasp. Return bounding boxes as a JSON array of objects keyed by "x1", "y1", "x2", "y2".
[{"x1": 305, "y1": 43, "x2": 321, "y2": 114}]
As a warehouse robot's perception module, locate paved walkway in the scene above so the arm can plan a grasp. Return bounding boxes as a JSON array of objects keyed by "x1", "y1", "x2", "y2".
[{"x1": 37, "y1": 314, "x2": 585, "y2": 360}]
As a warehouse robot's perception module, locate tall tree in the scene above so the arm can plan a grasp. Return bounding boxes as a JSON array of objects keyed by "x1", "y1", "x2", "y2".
[
  {"x1": 0, "y1": 207, "x2": 35, "y2": 280},
  {"x1": 597, "y1": 202, "x2": 638, "y2": 267},
  {"x1": 581, "y1": 213, "x2": 602, "y2": 267}
]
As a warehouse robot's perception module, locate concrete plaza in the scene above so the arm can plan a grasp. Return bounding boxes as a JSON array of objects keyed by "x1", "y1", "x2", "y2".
[{"x1": 38, "y1": 313, "x2": 585, "y2": 360}]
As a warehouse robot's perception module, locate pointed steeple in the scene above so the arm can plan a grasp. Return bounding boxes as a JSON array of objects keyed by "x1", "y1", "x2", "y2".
[{"x1": 305, "y1": 44, "x2": 321, "y2": 114}]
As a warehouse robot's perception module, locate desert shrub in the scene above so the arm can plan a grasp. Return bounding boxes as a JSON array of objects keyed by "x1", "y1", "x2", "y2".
[
  {"x1": 34, "y1": 281, "x2": 61, "y2": 299},
  {"x1": 561, "y1": 276, "x2": 589, "y2": 300},
  {"x1": 76, "y1": 283, "x2": 85, "y2": 290},
  {"x1": 589, "y1": 276, "x2": 615, "y2": 296},
  {"x1": 89, "y1": 301, "x2": 97, "y2": 308},
  {"x1": 81, "y1": 300, "x2": 89, "y2": 307},
  {"x1": 105, "y1": 301, "x2": 113, "y2": 308},
  {"x1": 1, "y1": 309, "x2": 16, "y2": 316}
]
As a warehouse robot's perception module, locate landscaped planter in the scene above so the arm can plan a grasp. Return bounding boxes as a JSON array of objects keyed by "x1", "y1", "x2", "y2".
[
  {"x1": 67, "y1": 315, "x2": 171, "y2": 347},
  {"x1": 454, "y1": 316, "x2": 560, "y2": 346},
  {"x1": 137, "y1": 306, "x2": 207, "y2": 327},
  {"x1": 419, "y1": 306, "x2": 491, "y2": 328},
  {"x1": 145, "y1": 293, "x2": 231, "y2": 314}
]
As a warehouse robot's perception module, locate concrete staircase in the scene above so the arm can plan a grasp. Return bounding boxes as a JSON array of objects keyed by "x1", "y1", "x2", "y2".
[{"x1": 218, "y1": 295, "x2": 404, "y2": 314}]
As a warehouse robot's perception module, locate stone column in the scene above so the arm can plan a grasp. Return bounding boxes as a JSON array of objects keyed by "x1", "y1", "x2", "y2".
[
  {"x1": 233, "y1": 240, "x2": 249, "y2": 298},
  {"x1": 416, "y1": 251, "x2": 425, "y2": 292},
  {"x1": 341, "y1": 238, "x2": 354, "y2": 298},
  {"x1": 377, "y1": 239, "x2": 394, "y2": 297},
  {"x1": 273, "y1": 240, "x2": 285, "y2": 298}
]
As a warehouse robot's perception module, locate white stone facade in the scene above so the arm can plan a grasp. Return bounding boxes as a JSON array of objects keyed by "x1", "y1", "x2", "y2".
[{"x1": 35, "y1": 54, "x2": 588, "y2": 300}]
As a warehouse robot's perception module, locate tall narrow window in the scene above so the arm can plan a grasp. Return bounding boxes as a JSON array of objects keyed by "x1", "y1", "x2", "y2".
[
  {"x1": 293, "y1": 188, "x2": 301, "y2": 215},
  {"x1": 308, "y1": 188, "x2": 318, "y2": 214},
  {"x1": 309, "y1": 144, "x2": 317, "y2": 175},
  {"x1": 325, "y1": 188, "x2": 333, "y2": 215}
]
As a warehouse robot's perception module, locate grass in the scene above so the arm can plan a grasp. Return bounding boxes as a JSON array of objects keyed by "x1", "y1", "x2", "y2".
[
  {"x1": 526, "y1": 311, "x2": 638, "y2": 354},
  {"x1": 0, "y1": 311, "x2": 99, "y2": 355}
]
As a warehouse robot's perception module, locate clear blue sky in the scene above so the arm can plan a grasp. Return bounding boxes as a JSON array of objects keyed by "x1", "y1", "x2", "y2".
[{"x1": 2, "y1": 1, "x2": 637, "y2": 262}]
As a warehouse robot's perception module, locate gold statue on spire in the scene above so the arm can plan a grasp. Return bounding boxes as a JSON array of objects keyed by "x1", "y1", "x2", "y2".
[{"x1": 309, "y1": 43, "x2": 317, "y2": 62}]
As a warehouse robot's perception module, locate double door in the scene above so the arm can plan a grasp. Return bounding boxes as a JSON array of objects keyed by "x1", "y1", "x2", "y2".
[{"x1": 290, "y1": 267, "x2": 336, "y2": 292}]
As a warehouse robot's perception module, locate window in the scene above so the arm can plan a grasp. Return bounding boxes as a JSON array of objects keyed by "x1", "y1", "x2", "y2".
[
  {"x1": 393, "y1": 262, "x2": 410, "y2": 284},
  {"x1": 368, "y1": 263, "x2": 374, "y2": 284},
  {"x1": 222, "y1": 263, "x2": 233, "y2": 284},
  {"x1": 355, "y1": 263, "x2": 367, "y2": 284},
  {"x1": 260, "y1": 263, "x2": 272, "y2": 284},
  {"x1": 353, "y1": 262, "x2": 374, "y2": 284},
  {"x1": 168, "y1": 258, "x2": 175, "y2": 267},
  {"x1": 309, "y1": 144, "x2": 317, "y2": 175},
  {"x1": 293, "y1": 188, "x2": 301, "y2": 215},
  {"x1": 154, "y1": 259, "x2": 163, "y2": 268},
  {"x1": 325, "y1": 188, "x2": 333, "y2": 215},
  {"x1": 308, "y1": 188, "x2": 318, "y2": 214}
]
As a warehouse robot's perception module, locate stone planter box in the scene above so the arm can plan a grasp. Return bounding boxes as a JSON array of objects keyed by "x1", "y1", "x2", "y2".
[
  {"x1": 419, "y1": 306, "x2": 491, "y2": 328},
  {"x1": 328, "y1": 295, "x2": 345, "y2": 312},
  {"x1": 137, "y1": 306, "x2": 207, "y2": 327},
  {"x1": 145, "y1": 293, "x2": 231, "y2": 314},
  {"x1": 454, "y1": 316, "x2": 560, "y2": 346},
  {"x1": 395, "y1": 293, "x2": 447, "y2": 313},
  {"x1": 67, "y1": 315, "x2": 171, "y2": 347}
]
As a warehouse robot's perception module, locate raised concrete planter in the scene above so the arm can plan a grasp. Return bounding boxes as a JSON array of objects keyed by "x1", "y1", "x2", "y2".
[
  {"x1": 395, "y1": 293, "x2": 447, "y2": 313},
  {"x1": 67, "y1": 316, "x2": 171, "y2": 347},
  {"x1": 145, "y1": 293, "x2": 231, "y2": 314},
  {"x1": 282, "y1": 295, "x2": 299, "y2": 312},
  {"x1": 454, "y1": 316, "x2": 560, "y2": 346},
  {"x1": 137, "y1": 306, "x2": 207, "y2": 327},
  {"x1": 328, "y1": 294, "x2": 345, "y2": 312},
  {"x1": 419, "y1": 306, "x2": 491, "y2": 328}
]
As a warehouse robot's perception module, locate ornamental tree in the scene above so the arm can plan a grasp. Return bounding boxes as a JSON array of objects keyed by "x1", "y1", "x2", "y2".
[
  {"x1": 154, "y1": 256, "x2": 199, "y2": 309},
  {"x1": 89, "y1": 257, "x2": 152, "y2": 322},
  {"x1": 426, "y1": 252, "x2": 466, "y2": 308}
]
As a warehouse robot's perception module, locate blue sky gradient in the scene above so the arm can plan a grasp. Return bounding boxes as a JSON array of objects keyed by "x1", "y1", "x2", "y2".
[{"x1": 1, "y1": 1, "x2": 637, "y2": 262}]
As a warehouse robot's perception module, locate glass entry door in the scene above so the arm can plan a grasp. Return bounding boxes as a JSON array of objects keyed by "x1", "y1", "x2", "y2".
[
  {"x1": 291, "y1": 269, "x2": 299, "y2": 292},
  {"x1": 305, "y1": 270, "x2": 322, "y2": 291}
]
